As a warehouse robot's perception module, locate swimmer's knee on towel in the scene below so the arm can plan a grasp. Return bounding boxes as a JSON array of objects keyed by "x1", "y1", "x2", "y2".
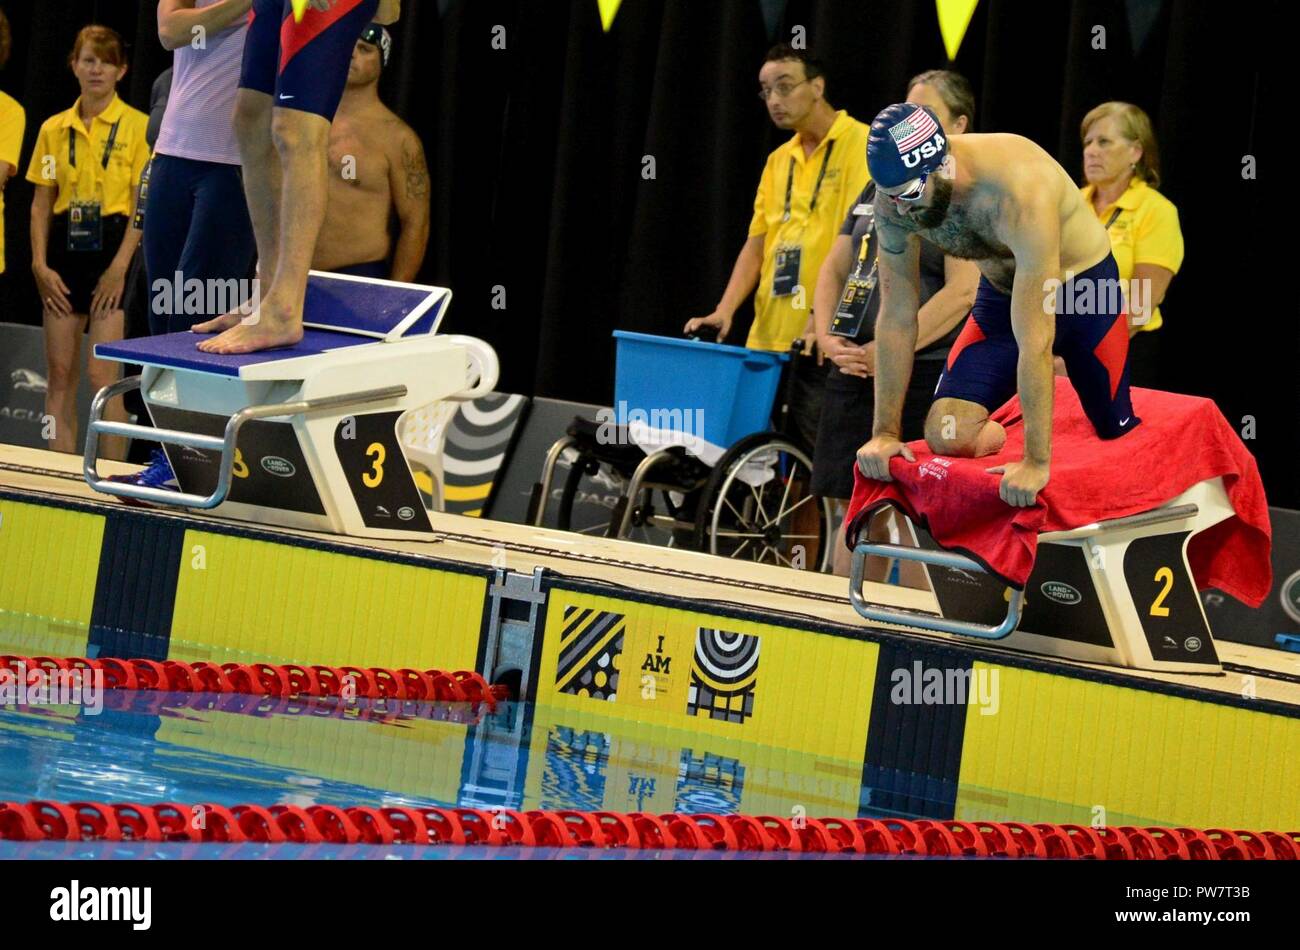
[{"x1": 924, "y1": 398, "x2": 1006, "y2": 458}]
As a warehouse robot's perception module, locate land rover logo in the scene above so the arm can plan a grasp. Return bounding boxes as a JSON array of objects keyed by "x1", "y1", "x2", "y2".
[
  {"x1": 1040, "y1": 581, "x2": 1082, "y2": 605},
  {"x1": 397, "y1": 507, "x2": 416, "y2": 521},
  {"x1": 261, "y1": 456, "x2": 295, "y2": 477},
  {"x1": 1184, "y1": 637, "x2": 1202, "y2": 652}
]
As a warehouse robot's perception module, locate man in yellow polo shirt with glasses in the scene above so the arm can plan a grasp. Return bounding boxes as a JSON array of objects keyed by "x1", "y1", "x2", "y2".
[{"x1": 685, "y1": 44, "x2": 870, "y2": 444}]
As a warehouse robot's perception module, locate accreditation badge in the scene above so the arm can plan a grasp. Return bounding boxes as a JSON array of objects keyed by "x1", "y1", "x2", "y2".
[
  {"x1": 67, "y1": 199, "x2": 103, "y2": 252},
  {"x1": 771, "y1": 244, "x2": 802, "y2": 297},
  {"x1": 830, "y1": 273, "x2": 875, "y2": 339}
]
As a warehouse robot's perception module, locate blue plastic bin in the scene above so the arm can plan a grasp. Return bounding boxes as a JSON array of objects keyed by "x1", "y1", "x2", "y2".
[{"x1": 612, "y1": 331, "x2": 789, "y2": 448}]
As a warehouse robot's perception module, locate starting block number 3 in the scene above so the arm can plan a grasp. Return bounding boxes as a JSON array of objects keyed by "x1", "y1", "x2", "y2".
[{"x1": 362, "y1": 443, "x2": 385, "y2": 487}]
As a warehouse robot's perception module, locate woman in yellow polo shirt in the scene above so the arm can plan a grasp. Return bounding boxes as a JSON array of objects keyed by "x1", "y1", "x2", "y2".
[
  {"x1": 0, "y1": 9, "x2": 27, "y2": 279},
  {"x1": 1079, "y1": 101, "x2": 1184, "y2": 388},
  {"x1": 26, "y1": 25, "x2": 149, "y2": 459}
]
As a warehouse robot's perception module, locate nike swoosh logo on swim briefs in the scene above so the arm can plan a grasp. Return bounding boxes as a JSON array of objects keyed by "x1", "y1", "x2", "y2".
[
  {"x1": 279, "y1": 94, "x2": 295, "y2": 100},
  {"x1": 1119, "y1": 417, "x2": 1131, "y2": 425}
]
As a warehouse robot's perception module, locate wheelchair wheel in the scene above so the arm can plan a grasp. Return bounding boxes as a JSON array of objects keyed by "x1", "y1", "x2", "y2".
[{"x1": 691, "y1": 431, "x2": 833, "y2": 571}]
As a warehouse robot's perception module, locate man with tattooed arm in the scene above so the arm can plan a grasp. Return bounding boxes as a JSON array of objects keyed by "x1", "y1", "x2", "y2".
[{"x1": 313, "y1": 22, "x2": 429, "y2": 282}]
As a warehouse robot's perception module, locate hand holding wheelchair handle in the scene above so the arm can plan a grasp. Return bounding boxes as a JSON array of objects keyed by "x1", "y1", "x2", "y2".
[
  {"x1": 683, "y1": 309, "x2": 731, "y2": 343},
  {"x1": 684, "y1": 324, "x2": 720, "y2": 344}
]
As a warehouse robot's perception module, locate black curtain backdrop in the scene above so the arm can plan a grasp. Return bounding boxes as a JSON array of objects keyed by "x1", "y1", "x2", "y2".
[{"x1": 0, "y1": 0, "x2": 1292, "y2": 505}]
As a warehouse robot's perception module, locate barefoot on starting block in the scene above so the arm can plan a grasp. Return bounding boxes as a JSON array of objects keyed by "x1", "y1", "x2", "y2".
[{"x1": 196, "y1": 295, "x2": 303, "y2": 354}]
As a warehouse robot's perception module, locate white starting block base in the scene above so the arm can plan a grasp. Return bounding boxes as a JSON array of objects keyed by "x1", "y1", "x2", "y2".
[
  {"x1": 852, "y1": 477, "x2": 1236, "y2": 674},
  {"x1": 84, "y1": 274, "x2": 497, "y2": 541}
]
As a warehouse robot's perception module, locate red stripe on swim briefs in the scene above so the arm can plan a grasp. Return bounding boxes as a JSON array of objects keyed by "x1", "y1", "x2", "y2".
[
  {"x1": 1092, "y1": 310, "x2": 1131, "y2": 399},
  {"x1": 279, "y1": 0, "x2": 366, "y2": 74},
  {"x1": 945, "y1": 315, "x2": 984, "y2": 372}
]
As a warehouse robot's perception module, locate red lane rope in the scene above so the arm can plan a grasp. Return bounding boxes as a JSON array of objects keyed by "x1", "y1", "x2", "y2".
[
  {"x1": 1, "y1": 801, "x2": 1295, "y2": 858},
  {"x1": 0, "y1": 655, "x2": 504, "y2": 707}
]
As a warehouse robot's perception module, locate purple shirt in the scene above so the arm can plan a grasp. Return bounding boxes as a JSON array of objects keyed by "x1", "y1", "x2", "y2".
[{"x1": 154, "y1": 1, "x2": 248, "y2": 165}]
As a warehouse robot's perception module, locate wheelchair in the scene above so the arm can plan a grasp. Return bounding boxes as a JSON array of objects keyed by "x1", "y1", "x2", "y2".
[{"x1": 526, "y1": 332, "x2": 834, "y2": 572}]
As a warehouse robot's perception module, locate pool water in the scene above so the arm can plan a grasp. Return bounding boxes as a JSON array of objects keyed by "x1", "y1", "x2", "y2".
[{"x1": 0, "y1": 680, "x2": 963, "y2": 859}]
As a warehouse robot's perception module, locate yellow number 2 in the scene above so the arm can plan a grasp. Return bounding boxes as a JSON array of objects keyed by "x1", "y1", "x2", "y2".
[
  {"x1": 1149, "y1": 566, "x2": 1173, "y2": 617},
  {"x1": 362, "y1": 442, "x2": 385, "y2": 488}
]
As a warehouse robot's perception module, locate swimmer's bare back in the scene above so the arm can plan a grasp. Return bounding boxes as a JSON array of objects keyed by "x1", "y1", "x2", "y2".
[{"x1": 876, "y1": 133, "x2": 1111, "y2": 293}]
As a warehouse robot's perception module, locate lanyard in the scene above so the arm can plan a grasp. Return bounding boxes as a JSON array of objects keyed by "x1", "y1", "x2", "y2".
[
  {"x1": 783, "y1": 139, "x2": 835, "y2": 223},
  {"x1": 68, "y1": 118, "x2": 121, "y2": 173},
  {"x1": 850, "y1": 181, "x2": 876, "y2": 277},
  {"x1": 1103, "y1": 207, "x2": 1122, "y2": 229}
]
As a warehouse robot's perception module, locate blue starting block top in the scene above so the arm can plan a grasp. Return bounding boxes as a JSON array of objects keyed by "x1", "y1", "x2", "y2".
[{"x1": 95, "y1": 272, "x2": 449, "y2": 377}]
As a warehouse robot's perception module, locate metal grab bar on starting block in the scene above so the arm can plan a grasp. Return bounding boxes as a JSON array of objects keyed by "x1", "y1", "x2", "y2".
[
  {"x1": 84, "y1": 376, "x2": 407, "y2": 509},
  {"x1": 848, "y1": 498, "x2": 1223, "y2": 672}
]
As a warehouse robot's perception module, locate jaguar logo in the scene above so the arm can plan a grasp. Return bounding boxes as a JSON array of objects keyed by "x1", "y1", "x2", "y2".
[
  {"x1": 10, "y1": 369, "x2": 46, "y2": 393},
  {"x1": 261, "y1": 456, "x2": 295, "y2": 477},
  {"x1": 1040, "y1": 581, "x2": 1082, "y2": 605}
]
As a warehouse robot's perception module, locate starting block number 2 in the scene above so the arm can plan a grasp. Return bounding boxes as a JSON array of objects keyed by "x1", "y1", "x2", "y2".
[{"x1": 1149, "y1": 566, "x2": 1173, "y2": 617}]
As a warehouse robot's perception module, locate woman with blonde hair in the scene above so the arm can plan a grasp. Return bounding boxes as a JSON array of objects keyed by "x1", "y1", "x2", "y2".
[{"x1": 1079, "y1": 101, "x2": 1183, "y2": 388}]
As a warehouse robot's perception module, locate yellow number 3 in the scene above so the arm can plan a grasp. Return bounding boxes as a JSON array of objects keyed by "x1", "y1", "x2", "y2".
[
  {"x1": 232, "y1": 449, "x2": 249, "y2": 479},
  {"x1": 363, "y1": 442, "x2": 385, "y2": 488},
  {"x1": 1149, "y1": 566, "x2": 1173, "y2": 617}
]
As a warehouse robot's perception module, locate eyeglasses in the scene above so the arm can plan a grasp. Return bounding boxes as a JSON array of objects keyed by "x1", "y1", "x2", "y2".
[
  {"x1": 888, "y1": 175, "x2": 929, "y2": 203},
  {"x1": 758, "y1": 80, "x2": 809, "y2": 101}
]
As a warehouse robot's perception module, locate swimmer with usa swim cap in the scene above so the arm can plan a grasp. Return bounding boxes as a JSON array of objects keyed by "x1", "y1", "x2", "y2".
[{"x1": 855, "y1": 102, "x2": 1141, "y2": 507}]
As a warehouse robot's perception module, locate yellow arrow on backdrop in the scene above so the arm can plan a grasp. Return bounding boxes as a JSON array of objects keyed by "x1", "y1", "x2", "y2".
[
  {"x1": 936, "y1": 0, "x2": 979, "y2": 61},
  {"x1": 597, "y1": 0, "x2": 623, "y2": 32},
  {"x1": 292, "y1": 0, "x2": 309, "y2": 22}
]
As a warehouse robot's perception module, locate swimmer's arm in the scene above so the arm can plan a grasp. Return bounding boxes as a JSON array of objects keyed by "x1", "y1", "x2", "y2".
[
  {"x1": 157, "y1": 0, "x2": 253, "y2": 51},
  {"x1": 872, "y1": 218, "x2": 921, "y2": 439},
  {"x1": 389, "y1": 129, "x2": 430, "y2": 283},
  {"x1": 375, "y1": 0, "x2": 401, "y2": 25},
  {"x1": 1128, "y1": 263, "x2": 1174, "y2": 334},
  {"x1": 914, "y1": 256, "x2": 978, "y2": 350},
  {"x1": 1003, "y1": 189, "x2": 1059, "y2": 467}
]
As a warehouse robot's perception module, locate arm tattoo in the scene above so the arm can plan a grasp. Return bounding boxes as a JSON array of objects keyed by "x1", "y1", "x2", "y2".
[{"x1": 402, "y1": 139, "x2": 429, "y2": 201}]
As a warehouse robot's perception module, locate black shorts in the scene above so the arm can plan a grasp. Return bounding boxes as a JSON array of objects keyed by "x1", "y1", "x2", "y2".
[
  {"x1": 47, "y1": 213, "x2": 130, "y2": 319},
  {"x1": 811, "y1": 357, "x2": 944, "y2": 500}
]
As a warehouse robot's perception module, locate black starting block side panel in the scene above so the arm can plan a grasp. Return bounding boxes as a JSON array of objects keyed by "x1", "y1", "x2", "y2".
[
  {"x1": 917, "y1": 523, "x2": 1114, "y2": 648},
  {"x1": 334, "y1": 412, "x2": 433, "y2": 534},
  {"x1": 1019, "y1": 545, "x2": 1115, "y2": 648},
  {"x1": 149, "y1": 407, "x2": 326, "y2": 515},
  {"x1": 1124, "y1": 532, "x2": 1219, "y2": 666}
]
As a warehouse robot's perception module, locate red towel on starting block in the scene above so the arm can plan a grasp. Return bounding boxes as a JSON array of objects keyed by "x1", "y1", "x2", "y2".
[{"x1": 845, "y1": 378, "x2": 1272, "y2": 605}]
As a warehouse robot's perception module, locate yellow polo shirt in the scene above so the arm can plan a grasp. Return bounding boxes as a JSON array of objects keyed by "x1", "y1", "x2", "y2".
[
  {"x1": 25, "y1": 94, "x2": 149, "y2": 217},
  {"x1": 0, "y1": 90, "x2": 27, "y2": 273},
  {"x1": 746, "y1": 109, "x2": 870, "y2": 351},
  {"x1": 1081, "y1": 177, "x2": 1183, "y2": 332}
]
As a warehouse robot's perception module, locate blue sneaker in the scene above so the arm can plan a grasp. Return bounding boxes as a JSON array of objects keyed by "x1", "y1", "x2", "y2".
[{"x1": 107, "y1": 449, "x2": 179, "y2": 505}]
